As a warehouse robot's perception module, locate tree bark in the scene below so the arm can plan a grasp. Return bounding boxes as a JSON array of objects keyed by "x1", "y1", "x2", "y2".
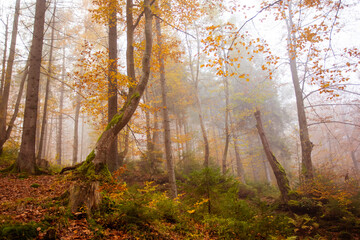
[
  {"x1": 0, "y1": 0, "x2": 20, "y2": 154},
  {"x1": 37, "y1": 3, "x2": 56, "y2": 160},
  {"x1": 107, "y1": 0, "x2": 118, "y2": 172},
  {"x1": 156, "y1": 12, "x2": 177, "y2": 198},
  {"x1": 285, "y1": 1, "x2": 313, "y2": 181},
  {"x1": 254, "y1": 110, "x2": 290, "y2": 203},
  {"x1": 16, "y1": 0, "x2": 46, "y2": 174}
]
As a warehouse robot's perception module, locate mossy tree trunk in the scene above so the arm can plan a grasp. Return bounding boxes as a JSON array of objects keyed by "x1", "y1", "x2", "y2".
[
  {"x1": 254, "y1": 110, "x2": 291, "y2": 203},
  {"x1": 69, "y1": 0, "x2": 153, "y2": 213}
]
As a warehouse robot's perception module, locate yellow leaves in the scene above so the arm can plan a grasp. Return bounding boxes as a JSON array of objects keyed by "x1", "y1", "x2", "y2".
[
  {"x1": 239, "y1": 74, "x2": 245, "y2": 78},
  {"x1": 187, "y1": 198, "x2": 209, "y2": 214}
]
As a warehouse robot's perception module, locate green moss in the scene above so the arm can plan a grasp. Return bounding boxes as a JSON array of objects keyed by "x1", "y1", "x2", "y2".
[
  {"x1": 105, "y1": 113, "x2": 123, "y2": 132},
  {"x1": 75, "y1": 151, "x2": 111, "y2": 182},
  {"x1": 30, "y1": 183, "x2": 40, "y2": 188},
  {"x1": 0, "y1": 222, "x2": 39, "y2": 240}
]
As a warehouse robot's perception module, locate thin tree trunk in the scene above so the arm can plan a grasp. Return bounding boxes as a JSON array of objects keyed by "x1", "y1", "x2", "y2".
[
  {"x1": 56, "y1": 48, "x2": 65, "y2": 166},
  {"x1": 0, "y1": 60, "x2": 28, "y2": 150},
  {"x1": 254, "y1": 110, "x2": 290, "y2": 203},
  {"x1": 230, "y1": 112, "x2": 245, "y2": 183},
  {"x1": 0, "y1": 16, "x2": 9, "y2": 93},
  {"x1": 37, "y1": 3, "x2": 56, "y2": 160},
  {"x1": 156, "y1": 13, "x2": 177, "y2": 198},
  {"x1": 45, "y1": 114, "x2": 53, "y2": 160},
  {"x1": 285, "y1": 1, "x2": 313, "y2": 180},
  {"x1": 0, "y1": 0, "x2": 20, "y2": 153},
  {"x1": 16, "y1": 0, "x2": 46, "y2": 174},
  {"x1": 107, "y1": 0, "x2": 118, "y2": 172},
  {"x1": 233, "y1": 140, "x2": 245, "y2": 183},
  {"x1": 185, "y1": 27, "x2": 209, "y2": 167},
  {"x1": 72, "y1": 93, "x2": 81, "y2": 165},
  {"x1": 222, "y1": 74, "x2": 230, "y2": 175}
]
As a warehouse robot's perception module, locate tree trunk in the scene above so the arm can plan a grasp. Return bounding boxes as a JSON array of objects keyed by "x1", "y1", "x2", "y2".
[
  {"x1": 229, "y1": 112, "x2": 245, "y2": 183},
  {"x1": 107, "y1": 0, "x2": 118, "y2": 172},
  {"x1": 285, "y1": 1, "x2": 313, "y2": 181},
  {"x1": 221, "y1": 74, "x2": 230, "y2": 175},
  {"x1": 254, "y1": 110, "x2": 290, "y2": 203},
  {"x1": 69, "y1": 0, "x2": 153, "y2": 214},
  {"x1": 56, "y1": 48, "x2": 65, "y2": 166},
  {"x1": 156, "y1": 13, "x2": 177, "y2": 198},
  {"x1": 185, "y1": 27, "x2": 209, "y2": 167},
  {"x1": 0, "y1": 0, "x2": 20, "y2": 154},
  {"x1": 16, "y1": 0, "x2": 46, "y2": 174},
  {"x1": 82, "y1": 0, "x2": 152, "y2": 170},
  {"x1": 0, "y1": 16, "x2": 9, "y2": 94},
  {"x1": 37, "y1": 3, "x2": 56, "y2": 160},
  {"x1": 0, "y1": 60, "x2": 28, "y2": 151},
  {"x1": 72, "y1": 93, "x2": 81, "y2": 165}
]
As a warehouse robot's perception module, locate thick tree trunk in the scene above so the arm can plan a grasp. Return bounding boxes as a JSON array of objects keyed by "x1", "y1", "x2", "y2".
[
  {"x1": 254, "y1": 110, "x2": 290, "y2": 203},
  {"x1": 16, "y1": 0, "x2": 46, "y2": 174},
  {"x1": 156, "y1": 14, "x2": 177, "y2": 198},
  {"x1": 37, "y1": 4, "x2": 56, "y2": 160},
  {"x1": 107, "y1": 0, "x2": 118, "y2": 172},
  {"x1": 286, "y1": 1, "x2": 313, "y2": 181},
  {"x1": 0, "y1": 0, "x2": 20, "y2": 154}
]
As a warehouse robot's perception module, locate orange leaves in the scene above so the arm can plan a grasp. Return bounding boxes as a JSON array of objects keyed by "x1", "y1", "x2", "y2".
[{"x1": 201, "y1": 22, "x2": 276, "y2": 82}]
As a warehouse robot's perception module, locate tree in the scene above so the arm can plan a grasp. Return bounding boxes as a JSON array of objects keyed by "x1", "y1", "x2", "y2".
[
  {"x1": 37, "y1": 2, "x2": 56, "y2": 161},
  {"x1": 107, "y1": 0, "x2": 118, "y2": 172},
  {"x1": 255, "y1": 109, "x2": 291, "y2": 202},
  {"x1": 0, "y1": 0, "x2": 20, "y2": 154},
  {"x1": 156, "y1": 12, "x2": 177, "y2": 198},
  {"x1": 68, "y1": 0, "x2": 153, "y2": 213},
  {"x1": 15, "y1": 0, "x2": 46, "y2": 174}
]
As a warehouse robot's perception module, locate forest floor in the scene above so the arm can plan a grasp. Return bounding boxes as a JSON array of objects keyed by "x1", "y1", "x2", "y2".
[
  {"x1": 0, "y1": 174, "x2": 90, "y2": 239},
  {"x1": 1, "y1": 157, "x2": 360, "y2": 239}
]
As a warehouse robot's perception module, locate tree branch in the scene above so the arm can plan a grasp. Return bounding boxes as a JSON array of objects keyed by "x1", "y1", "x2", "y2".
[
  {"x1": 153, "y1": 15, "x2": 196, "y2": 39},
  {"x1": 228, "y1": 0, "x2": 283, "y2": 52}
]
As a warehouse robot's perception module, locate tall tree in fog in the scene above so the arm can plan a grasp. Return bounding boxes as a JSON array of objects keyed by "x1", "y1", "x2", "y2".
[
  {"x1": 37, "y1": 2, "x2": 56, "y2": 161},
  {"x1": 0, "y1": 0, "x2": 20, "y2": 154},
  {"x1": 156, "y1": 11, "x2": 177, "y2": 198},
  {"x1": 107, "y1": 0, "x2": 118, "y2": 172},
  {"x1": 16, "y1": 0, "x2": 46, "y2": 173}
]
